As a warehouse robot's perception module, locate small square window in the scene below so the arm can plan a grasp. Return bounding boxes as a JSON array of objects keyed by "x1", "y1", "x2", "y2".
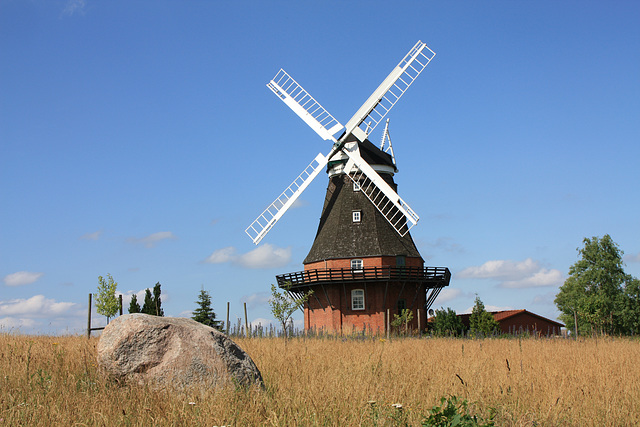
[
  {"x1": 352, "y1": 211, "x2": 361, "y2": 222},
  {"x1": 353, "y1": 181, "x2": 361, "y2": 191},
  {"x1": 351, "y1": 259, "x2": 363, "y2": 272},
  {"x1": 352, "y1": 289, "x2": 365, "y2": 310}
]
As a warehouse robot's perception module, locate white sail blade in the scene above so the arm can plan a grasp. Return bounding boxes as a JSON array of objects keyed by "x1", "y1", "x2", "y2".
[
  {"x1": 267, "y1": 69, "x2": 344, "y2": 142},
  {"x1": 342, "y1": 147, "x2": 419, "y2": 236},
  {"x1": 245, "y1": 153, "x2": 328, "y2": 245},
  {"x1": 342, "y1": 41, "x2": 435, "y2": 142}
]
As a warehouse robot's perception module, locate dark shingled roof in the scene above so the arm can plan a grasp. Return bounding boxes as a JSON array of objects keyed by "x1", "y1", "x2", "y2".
[{"x1": 303, "y1": 139, "x2": 422, "y2": 264}]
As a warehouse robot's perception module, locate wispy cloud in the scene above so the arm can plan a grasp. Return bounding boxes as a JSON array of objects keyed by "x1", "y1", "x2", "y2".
[
  {"x1": 62, "y1": 0, "x2": 85, "y2": 16},
  {"x1": 204, "y1": 244, "x2": 292, "y2": 269},
  {"x1": 4, "y1": 271, "x2": 44, "y2": 287},
  {"x1": 241, "y1": 292, "x2": 270, "y2": 309},
  {"x1": 457, "y1": 258, "x2": 564, "y2": 289},
  {"x1": 127, "y1": 231, "x2": 177, "y2": 248},
  {"x1": 434, "y1": 287, "x2": 463, "y2": 303},
  {"x1": 80, "y1": 230, "x2": 103, "y2": 241},
  {"x1": 624, "y1": 252, "x2": 640, "y2": 263}
]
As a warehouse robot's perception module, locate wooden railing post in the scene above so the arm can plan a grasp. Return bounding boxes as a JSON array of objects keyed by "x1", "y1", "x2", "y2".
[{"x1": 87, "y1": 293, "x2": 92, "y2": 339}]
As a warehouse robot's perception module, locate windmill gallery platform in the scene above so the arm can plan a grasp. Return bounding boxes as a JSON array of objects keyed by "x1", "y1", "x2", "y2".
[{"x1": 246, "y1": 40, "x2": 451, "y2": 334}]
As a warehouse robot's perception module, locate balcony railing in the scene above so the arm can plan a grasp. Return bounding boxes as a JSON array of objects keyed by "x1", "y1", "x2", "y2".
[{"x1": 276, "y1": 266, "x2": 451, "y2": 289}]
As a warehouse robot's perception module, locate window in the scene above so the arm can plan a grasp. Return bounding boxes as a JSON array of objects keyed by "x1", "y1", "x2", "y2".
[
  {"x1": 352, "y1": 289, "x2": 365, "y2": 310},
  {"x1": 397, "y1": 299, "x2": 406, "y2": 311},
  {"x1": 396, "y1": 255, "x2": 406, "y2": 267},
  {"x1": 353, "y1": 181, "x2": 361, "y2": 191},
  {"x1": 352, "y1": 211, "x2": 361, "y2": 223},
  {"x1": 351, "y1": 259, "x2": 363, "y2": 272}
]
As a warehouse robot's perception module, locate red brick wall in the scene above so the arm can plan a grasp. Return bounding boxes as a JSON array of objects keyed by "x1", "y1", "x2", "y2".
[
  {"x1": 304, "y1": 280, "x2": 427, "y2": 334},
  {"x1": 304, "y1": 256, "x2": 423, "y2": 271}
]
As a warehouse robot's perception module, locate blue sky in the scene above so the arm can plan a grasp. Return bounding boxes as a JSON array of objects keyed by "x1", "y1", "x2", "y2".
[{"x1": 1, "y1": 1, "x2": 639, "y2": 334}]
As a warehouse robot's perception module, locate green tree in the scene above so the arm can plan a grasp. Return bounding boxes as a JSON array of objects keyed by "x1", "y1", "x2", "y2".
[
  {"x1": 269, "y1": 283, "x2": 312, "y2": 338},
  {"x1": 152, "y1": 282, "x2": 164, "y2": 316},
  {"x1": 469, "y1": 296, "x2": 499, "y2": 337},
  {"x1": 555, "y1": 235, "x2": 627, "y2": 335},
  {"x1": 128, "y1": 294, "x2": 141, "y2": 313},
  {"x1": 141, "y1": 289, "x2": 155, "y2": 315},
  {"x1": 192, "y1": 287, "x2": 220, "y2": 329},
  {"x1": 430, "y1": 307, "x2": 466, "y2": 337},
  {"x1": 140, "y1": 283, "x2": 164, "y2": 316},
  {"x1": 391, "y1": 308, "x2": 414, "y2": 335},
  {"x1": 96, "y1": 274, "x2": 120, "y2": 324},
  {"x1": 620, "y1": 275, "x2": 640, "y2": 335}
]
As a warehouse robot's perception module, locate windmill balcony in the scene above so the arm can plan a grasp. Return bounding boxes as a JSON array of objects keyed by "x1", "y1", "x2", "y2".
[{"x1": 276, "y1": 266, "x2": 451, "y2": 290}]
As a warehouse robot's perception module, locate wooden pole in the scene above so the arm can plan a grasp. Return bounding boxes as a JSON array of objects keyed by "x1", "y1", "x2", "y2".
[
  {"x1": 244, "y1": 302, "x2": 249, "y2": 338},
  {"x1": 87, "y1": 293, "x2": 92, "y2": 339},
  {"x1": 226, "y1": 302, "x2": 230, "y2": 335},
  {"x1": 119, "y1": 294, "x2": 123, "y2": 316},
  {"x1": 574, "y1": 310, "x2": 578, "y2": 341},
  {"x1": 386, "y1": 308, "x2": 390, "y2": 340},
  {"x1": 417, "y1": 308, "x2": 421, "y2": 336}
]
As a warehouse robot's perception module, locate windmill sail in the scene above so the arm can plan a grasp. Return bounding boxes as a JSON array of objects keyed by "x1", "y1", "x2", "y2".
[
  {"x1": 342, "y1": 145, "x2": 419, "y2": 236},
  {"x1": 245, "y1": 153, "x2": 328, "y2": 245},
  {"x1": 268, "y1": 69, "x2": 344, "y2": 142},
  {"x1": 342, "y1": 41, "x2": 435, "y2": 142}
]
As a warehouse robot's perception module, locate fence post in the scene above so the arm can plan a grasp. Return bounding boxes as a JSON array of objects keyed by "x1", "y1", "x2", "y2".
[
  {"x1": 87, "y1": 293, "x2": 92, "y2": 338},
  {"x1": 119, "y1": 294, "x2": 123, "y2": 316},
  {"x1": 417, "y1": 308, "x2": 421, "y2": 336},
  {"x1": 244, "y1": 302, "x2": 249, "y2": 338},
  {"x1": 386, "y1": 308, "x2": 390, "y2": 340},
  {"x1": 226, "y1": 302, "x2": 230, "y2": 335}
]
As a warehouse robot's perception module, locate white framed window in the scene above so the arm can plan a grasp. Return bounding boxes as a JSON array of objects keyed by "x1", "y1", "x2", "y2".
[
  {"x1": 351, "y1": 289, "x2": 365, "y2": 310},
  {"x1": 352, "y1": 211, "x2": 361, "y2": 223},
  {"x1": 353, "y1": 181, "x2": 361, "y2": 191},
  {"x1": 351, "y1": 259, "x2": 363, "y2": 272}
]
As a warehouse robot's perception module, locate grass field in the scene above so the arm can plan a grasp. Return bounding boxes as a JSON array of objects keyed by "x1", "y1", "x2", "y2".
[{"x1": 1, "y1": 333, "x2": 638, "y2": 426}]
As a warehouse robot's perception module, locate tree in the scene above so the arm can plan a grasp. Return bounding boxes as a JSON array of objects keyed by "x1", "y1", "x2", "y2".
[
  {"x1": 469, "y1": 296, "x2": 499, "y2": 337},
  {"x1": 141, "y1": 289, "x2": 155, "y2": 315},
  {"x1": 128, "y1": 294, "x2": 141, "y2": 313},
  {"x1": 141, "y1": 283, "x2": 164, "y2": 316},
  {"x1": 391, "y1": 308, "x2": 414, "y2": 335},
  {"x1": 96, "y1": 274, "x2": 120, "y2": 324},
  {"x1": 555, "y1": 235, "x2": 628, "y2": 335},
  {"x1": 269, "y1": 283, "x2": 312, "y2": 338},
  {"x1": 430, "y1": 307, "x2": 466, "y2": 337},
  {"x1": 152, "y1": 282, "x2": 164, "y2": 316},
  {"x1": 192, "y1": 287, "x2": 220, "y2": 329}
]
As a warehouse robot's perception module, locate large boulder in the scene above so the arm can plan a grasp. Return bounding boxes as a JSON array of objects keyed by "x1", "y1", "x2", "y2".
[{"x1": 97, "y1": 314, "x2": 263, "y2": 389}]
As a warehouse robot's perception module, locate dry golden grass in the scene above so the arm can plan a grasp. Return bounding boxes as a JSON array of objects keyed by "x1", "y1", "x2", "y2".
[{"x1": 1, "y1": 333, "x2": 638, "y2": 426}]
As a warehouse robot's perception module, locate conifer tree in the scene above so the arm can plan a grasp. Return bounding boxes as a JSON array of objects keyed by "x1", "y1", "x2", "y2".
[
  {"x1": 152, "y1": 282, "x2": 164, "y2": 316},
  {"x1": 469, "y1": 296, "x2": 499, "y2": 337},
  {"x1": 128, "y1": 294, "x2": 141, "y2": 313},
  {"x1": 192, "y1": 288, "x2": 220, "y2": 329},
  {"x1": 141, "y1": 289, "x2": 155, "y2": 315}
]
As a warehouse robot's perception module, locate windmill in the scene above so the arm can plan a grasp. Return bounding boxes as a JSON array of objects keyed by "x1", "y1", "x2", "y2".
[{"x1": 246, "y1": 41, "x2": 451, "y2": 334}]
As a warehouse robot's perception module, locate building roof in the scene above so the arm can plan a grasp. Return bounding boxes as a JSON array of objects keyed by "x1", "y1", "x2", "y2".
[
  {"x1": 455, "y1": 309, "x2": 564, "y2": 328},
  {"x1": 304, "y1": 138, "x2": 421, "y2": 264}
]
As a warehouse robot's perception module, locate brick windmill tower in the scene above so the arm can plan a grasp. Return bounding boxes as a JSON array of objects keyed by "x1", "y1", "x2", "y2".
[{"x1": 246, "y1": 41, "x2": 450, "y2": 334}]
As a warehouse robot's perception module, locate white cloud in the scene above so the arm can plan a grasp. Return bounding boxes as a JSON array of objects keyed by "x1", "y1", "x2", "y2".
[
  {"x1": 0, "y1": 295, "x2": 79, "y2": 317},
  {"x1": 624, "y1": 252, "x2": 640, "y2": 263},
  {"x1": 127, "y1": 231, "x2": 177, "y2": 248},
  {"x1": 204, "y1": 246, "x2": 236, "y2": 264},
  {"x1": 501, "y1": 268, "x2": 564, "y2": 289},
  {"x1": 4, "y1": 271, "x2": 44, "y2": 287},
  {"x1": 204, "y1": 244, "x2": 292, "y2": 269},
  {"x1": 80, "y1": 230, "x2": 103, "y2": 240},
  {"x1": 457, "y1": 258, "x2": 563, "y2": 289},
  {"x1": 241, "y1": 292, "x2": 270, "y2": 309},
  {"x1": 435, "y1": 287, "x2": 462, "y2": 303}
]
